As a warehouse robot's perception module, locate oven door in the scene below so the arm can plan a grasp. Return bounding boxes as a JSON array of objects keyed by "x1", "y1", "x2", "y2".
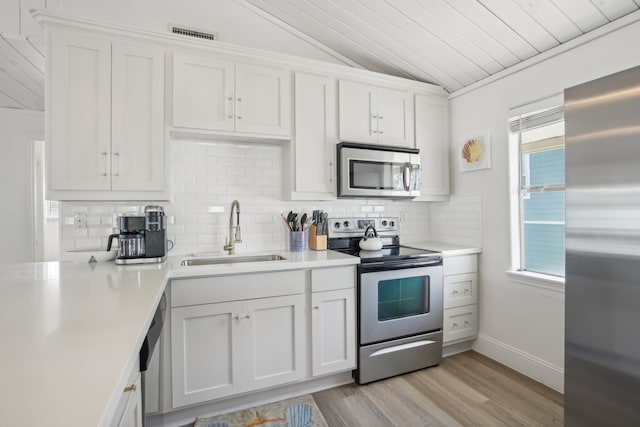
[{"x1": 359, "y1": 263, "x2": 443, "y2": 345}]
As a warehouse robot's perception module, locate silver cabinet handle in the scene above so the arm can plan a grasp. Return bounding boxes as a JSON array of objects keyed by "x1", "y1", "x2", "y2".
[{"x1": 112, "y1": 152, "x2": 120, "y2": 178}]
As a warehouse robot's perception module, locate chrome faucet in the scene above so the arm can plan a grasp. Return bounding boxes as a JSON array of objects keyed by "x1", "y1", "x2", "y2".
[{"x1": 223, "y1": 200, "x2": 242, "y2": 254}]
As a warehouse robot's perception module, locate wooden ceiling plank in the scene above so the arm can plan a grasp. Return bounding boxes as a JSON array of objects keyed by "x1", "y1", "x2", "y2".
[
  {"x1": 0, "y1": 90, "x2": 25, "y2": 109},
  {"x1": 591, "y1": 0, "x2": 639, "y2": 21},
  {"x1": 420, "y1": 0, "x2": 521, "y2": 69},
  {"x1": 511, "y1": 0, "x2": 582, "y2": 42},
  {"x1": 551, "y1": 0, "x2": 609, "y2": 32},
  {"x1": 4, "y1": 36, "x2": 45, "y2": 72},
  {"x1": 446, "y1": 0, "x2": 539, "y2": 60},
  {"x1": 388, "y1": 0, "x2": 505, "y2": 75},
  {"x1": 0, "y1": 69, "x2": 39, "y2": 109},
  {"x1": 339, "y1": 0, "x2": 486, "y2": 83},
  {"x1": 0, "y1": 36, "x2": 44, "y2": 90},
  {"x1": 0, "y1": 66, "x2": 43, "y2": 110},
  {"x1": 246, "y1": 0, "x2": 407, "y2": 77},
  {"x1": 313, "y1": 0, "x2": 473, "y2": 88},
  {"x1": 477, "y1": 0, "x2": 560, "y2": 51},
  {"x1": 287, "y1": 0, "x2": 447, "y2": 82},
  {"x1": 276, "y1": 0, "x2": 463, "y2": 89},
  {"x1": 0, "y1": 54, "x2": 43, "y2": 95}
]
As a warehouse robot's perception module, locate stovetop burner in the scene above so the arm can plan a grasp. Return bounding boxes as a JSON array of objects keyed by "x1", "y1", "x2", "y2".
[{"x1": 327, "y1": 216, "x2": 441, "y2": 264}]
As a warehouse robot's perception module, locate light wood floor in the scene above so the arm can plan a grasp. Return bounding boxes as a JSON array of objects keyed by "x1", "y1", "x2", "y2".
[{"x1": 312, "y1": 351, "x2": 564, "y2": 427}]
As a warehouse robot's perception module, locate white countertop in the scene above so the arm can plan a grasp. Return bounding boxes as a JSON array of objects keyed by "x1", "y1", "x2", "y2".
[
  {"x1": 401, "y1": 241, "x2": 481, "y2": 257},
  {"x1": 0, "y1": 249, "x2": 358, "y2": 427}
]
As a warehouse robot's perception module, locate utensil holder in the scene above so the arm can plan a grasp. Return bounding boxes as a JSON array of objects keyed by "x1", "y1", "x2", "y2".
[
  {"x1": 289, "y1": 231, "x2": 308, "y2": 252},
  {"x1": 308, "y1": 224, "x2": 327, "y2": 250}
]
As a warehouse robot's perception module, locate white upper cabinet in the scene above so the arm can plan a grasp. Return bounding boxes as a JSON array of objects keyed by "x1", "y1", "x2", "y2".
[
  {"x1": 413, "y1": 93, "x2": 450, "y2": 201},
  {"x1": 48, "y1": 30, "x2": 167, "y2": 200},
  {"x1": 111, "y1": 42, "x2": 165, "y2": 192},
  {"x1": 338, "y1": 80, "x2": 413, "y2": 148},
  {"x1": 172, "y1": 55, "x2": 235, "y2": 131},
  {"x1": 172, "y1": 53, "x2": 290, "y2": 138},
  {"x1": 49, "y1": 31, "x2": 111, "y2": 192},
  {"x1": 289, "y1": 72, "x2": 337, "y2": 200}
]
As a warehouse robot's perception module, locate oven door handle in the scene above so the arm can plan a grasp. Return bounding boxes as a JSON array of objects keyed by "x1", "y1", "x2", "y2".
[
  {"x1": 359, "y1": 259, "x2": 442, "y2": 272},
  {"x1": 369, "y1": 340, "x2": 436, "y2": 358}
]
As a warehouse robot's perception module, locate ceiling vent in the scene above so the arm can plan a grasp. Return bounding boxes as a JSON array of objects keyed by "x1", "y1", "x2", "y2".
[{"x1": 169, "y1": 24, "x2": 217, "y2": 41}]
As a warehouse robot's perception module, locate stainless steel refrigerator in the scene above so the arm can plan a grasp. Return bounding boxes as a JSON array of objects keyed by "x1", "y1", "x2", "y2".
[{"x1": 565, "y1": 65, "x2": 640, "y2": 426}]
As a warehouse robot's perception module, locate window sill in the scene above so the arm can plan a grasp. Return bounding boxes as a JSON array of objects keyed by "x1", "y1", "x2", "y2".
[{"x1": 506, "y1": 270, "x2": 564, "y2": 293}]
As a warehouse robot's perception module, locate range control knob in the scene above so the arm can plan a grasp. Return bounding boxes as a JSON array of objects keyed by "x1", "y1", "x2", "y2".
[
  {"x1": 334, "y1": 222, "x2": 341, "y2": 229},
  {"x1": 381, "y1": 220, "x2": 388, "y2": 227},
  {"x1": 389, "y1": 220, "x2": 395, "y2": 227},
  {"x1": 343, "y1": 221, "x2": 350, "y2": 228}
]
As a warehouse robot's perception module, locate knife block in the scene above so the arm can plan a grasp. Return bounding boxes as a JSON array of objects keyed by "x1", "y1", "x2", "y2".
[{"x1": 308, "y1": 224, "x2": 327, "y2": 251}]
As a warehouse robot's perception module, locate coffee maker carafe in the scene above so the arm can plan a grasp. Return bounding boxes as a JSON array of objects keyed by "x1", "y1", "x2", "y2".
[{"x1": 107, "y1": 205, "x2": 168, "y2": 264}]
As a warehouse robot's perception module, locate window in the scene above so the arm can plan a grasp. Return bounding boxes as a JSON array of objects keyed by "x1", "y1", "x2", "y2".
[{"x1": 509, "y1": 104, "x2": 565, "y2": 278}]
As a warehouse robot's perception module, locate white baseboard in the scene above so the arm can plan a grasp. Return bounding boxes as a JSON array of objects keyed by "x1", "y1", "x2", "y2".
[
  {"x1": 443, "y1": 340, "x2": 473, "y2": 357},
  {"x1": 473, "y1": 333, "x2": 564, "y2": 393}
]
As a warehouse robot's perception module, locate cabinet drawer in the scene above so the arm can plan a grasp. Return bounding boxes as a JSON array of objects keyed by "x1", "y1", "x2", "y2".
[
  {"x1": 311, "y1": 266, "x2": 355, "y2": 292},
  {"x1": 443, "y1": 254, "x2": 477, "y2": 275},
  {"x1": 443, "y1": 273, "x2": 477, "y2": 309},
  {"x1": 171, "y1": 270, "x2": 305, "y2": 307},
  {"x1": 443, "y1": 305, "x2": 478, "y2": 343}
]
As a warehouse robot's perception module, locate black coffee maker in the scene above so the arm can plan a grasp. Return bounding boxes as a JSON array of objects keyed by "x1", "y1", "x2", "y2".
[{"x1": 107, "y1": 205, "x2": 168, "y2": 264}]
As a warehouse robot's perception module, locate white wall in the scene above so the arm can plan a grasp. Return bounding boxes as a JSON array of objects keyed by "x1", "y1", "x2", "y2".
[
  {"x1": 448, "y1": 16, "x2": 640, "y2": 392},
  {"x1": 59, "y1": 140, "x2": 432, "y2": 256},
  {"x1": 0, "y1": 108, "x2": 43, "y2": 264},
  {"x1": 53, "y1": 0, "x2": 349, "y2": 66}
]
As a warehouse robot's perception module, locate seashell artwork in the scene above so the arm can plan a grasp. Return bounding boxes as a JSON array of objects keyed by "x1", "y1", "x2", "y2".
[
  {"x1": 459, "y1": 132, "x2": 491, "y2": 172},
  {"x1": 461, "y1": 139, "x2": 484, "y2": 163}
]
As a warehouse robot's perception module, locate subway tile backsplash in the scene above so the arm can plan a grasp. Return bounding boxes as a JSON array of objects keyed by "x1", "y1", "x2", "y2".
[{"x1": 60, "y1": 140, "x2": 441, "y2": 256}]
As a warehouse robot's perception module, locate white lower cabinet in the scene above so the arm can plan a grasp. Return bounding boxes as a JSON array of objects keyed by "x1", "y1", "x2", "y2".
[
  {"x1": 110, "y1": 360, "x2": 142, "y2": 427},
  {"x1": 311, "y1": 289, "x2": 356, "y2": 376},
  {"x1": 442, "y1": 254, "x2": 479, "y2": 344},
  {"x1": 310, "y1": 266, "x2": 356, "y2": 376},
  {"x1": 171, "y1": 294, "x2": 305, "y2": 408},
  {"x1": 163, "y1": 266, "x2": 356, "y2": 411}
]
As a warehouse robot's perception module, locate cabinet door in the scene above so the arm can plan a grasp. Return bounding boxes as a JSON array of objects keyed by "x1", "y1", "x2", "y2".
[
  {"x1": 338, "y1": 80, "x2": 377, "y2": 143},
  {"x1": 235, "y1": 63, "x2": 290, "y2": 136},
  {"x1": 173, "y1": 54, "x2": 235, "y2": 131},
  {"x1": 243, "y1": 294, "x2": 306, "y2": 390},
  {"x1": 171, "y1": 302, "x2": 242, "y2": 407},
  {"x1": 311, "y1": 289, "x2": 356, "y2": 376},
  {"x1": 414, "y1": 94, "x2": 449, "y2": 200},
  {"x1": 49, "y1": 30, "x2": 111, "y2": 191},
  {"x1": 112, "y1": 42, "x2": 165, "y2": 191},
  {"x1": 116, "y1": 373, "x2": 143, "y2": 427},
  {"x1": 292, "y1": 72, "x2": 336, "y2": 200},
  {"x1": 376, "y1": 87, "x2": 413, "y2": 147}
]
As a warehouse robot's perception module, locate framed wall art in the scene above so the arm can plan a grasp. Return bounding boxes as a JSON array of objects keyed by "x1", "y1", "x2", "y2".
[{"x1": 459, "y1": 131, "x2": 491, "y2": 172}]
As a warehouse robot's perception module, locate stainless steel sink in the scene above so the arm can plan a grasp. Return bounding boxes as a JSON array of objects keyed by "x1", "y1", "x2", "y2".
[{"x1": 180, "y1": 254, "x2": 286, "y2": 266}]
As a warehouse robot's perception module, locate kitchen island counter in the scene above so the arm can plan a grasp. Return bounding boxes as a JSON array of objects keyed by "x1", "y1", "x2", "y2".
[{"x1": 0, "y1": 249, "x2": 358, "y2": 427}]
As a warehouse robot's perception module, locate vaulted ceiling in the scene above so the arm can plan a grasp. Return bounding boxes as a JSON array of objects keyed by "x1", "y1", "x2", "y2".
[
  {"x1": 2, "y1": 0, "x2": 640, "y2": 111},
  {"x1": 243, "y1": 0, "x2": 640, "y2": 92}
]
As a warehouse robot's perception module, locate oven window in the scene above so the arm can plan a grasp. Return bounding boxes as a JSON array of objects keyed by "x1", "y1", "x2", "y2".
[
  {"x1": 350, "y1": 160, "x2": 404, "y2": 190},
  {"x1": 377, "y1": 276, "x2": 429, "y2": 321}
]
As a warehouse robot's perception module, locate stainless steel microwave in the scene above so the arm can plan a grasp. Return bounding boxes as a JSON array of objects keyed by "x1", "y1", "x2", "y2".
[{"x1": 337, "y1": 142, "x2": 421, "y2": 199}]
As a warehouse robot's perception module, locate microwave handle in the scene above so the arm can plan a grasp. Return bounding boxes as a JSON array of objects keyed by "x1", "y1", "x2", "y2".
[{"x1": 403, "y1": 163, "x2": 412, "y2": 191}]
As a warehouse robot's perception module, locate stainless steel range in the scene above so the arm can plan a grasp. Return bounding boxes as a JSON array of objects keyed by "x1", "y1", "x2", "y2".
[{"x1": 328, "y1": 217, "x2": 444, "y2": 384}]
